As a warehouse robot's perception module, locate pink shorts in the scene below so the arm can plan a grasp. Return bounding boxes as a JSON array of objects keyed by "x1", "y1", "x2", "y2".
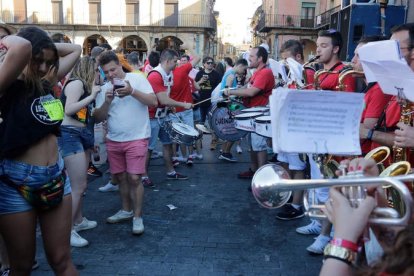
[{"x1": 106, "y1": 138, "x2": 148, "y2": 175}]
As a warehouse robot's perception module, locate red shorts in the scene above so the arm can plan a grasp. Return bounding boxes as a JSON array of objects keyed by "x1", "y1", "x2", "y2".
[{"x1": 106, "y1": 139, "x2": 148, "y2": 175}]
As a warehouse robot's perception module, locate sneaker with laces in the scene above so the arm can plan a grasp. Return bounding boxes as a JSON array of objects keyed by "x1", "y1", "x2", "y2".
[
  {"x1": 306, "y1": 234, "x2": 331, "y2": 254},
  {"x1": 98, "y1": 181, "x2": 119, "y2": 192},
  {"x1": 218, "y1": 153, "x2": 237, "y2": 162},
  {"x1": 132, "y1": 217, "x2": 145, "y2": 235},
  {"x1": 186, "y1": 156, "x2": 194, "y2": 166},
  {"x1": 70, "y1": 230, "x2": 89, "y2": 247},
  {"x1": 107, "y1": 210, "x2": 134, "y2": 223},
  {"x1": 74, "y1": 217, "x2": 97, "y2": 232},
  {"x1": 142, "y1": 177, "x2": 154, "y2": 187},
  {"x1": 237, "y1": 168, "x2": 255, "y2": 179},
  {"x1": 87, "y1": 163, "x2": 102, "y2": 177},
  {"x1": 236, "y1": 145, "x2": 243, "y2": 154},
  {"x1": 296, "y1": 220, "x2": 322, "y2": 235},
  {"x1": 276, "y1": 204, "x2": 305, "y2": 220},
  {"x1": 166, "y1": 172, "x2": 188, "y2": 180}
]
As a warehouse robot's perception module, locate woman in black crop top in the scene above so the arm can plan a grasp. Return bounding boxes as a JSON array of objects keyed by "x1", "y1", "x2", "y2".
[
  {"x1": 0, "y1": 27, "x2": 81, "y2": 275},
  {"x1": 58, "y1": 56, "x2": 101, "y2": 247}
]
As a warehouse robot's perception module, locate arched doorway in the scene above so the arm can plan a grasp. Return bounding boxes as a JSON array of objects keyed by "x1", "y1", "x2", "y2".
[
  {"x1": 301, "y1": 39, "x2": 317, "y2": 62},
  {"x1": 51, "y1": 33, "x2": 72, "y2": 43},
  {"x1": 83, "y1": 34, "x2": 108, "y2": 55},
  {"x1": 156, "y1": 36, "x2": 184, "y2": 55},
  {"x1": 121, "y1": 35, "x2": 148, "y2": 61}
]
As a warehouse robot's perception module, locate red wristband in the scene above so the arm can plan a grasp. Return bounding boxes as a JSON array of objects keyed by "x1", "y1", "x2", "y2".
[{"x1": 330, "y1": 238, "x2": 358, "y2": 252}]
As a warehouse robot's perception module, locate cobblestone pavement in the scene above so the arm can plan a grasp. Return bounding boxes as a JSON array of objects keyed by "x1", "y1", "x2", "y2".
[{"x1": 32, "y1": 136, "x2": 323, "y2": 276}]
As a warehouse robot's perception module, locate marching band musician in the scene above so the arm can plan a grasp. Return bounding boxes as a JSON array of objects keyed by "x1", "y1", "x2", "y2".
[
  {"x1": 274, "y1": 40, "x2": 308, "y2": 221},
  {"x1": 359, "y1": 23, "x2": 414, "y2": 166},
  {"x1": 351, "y1": 36, "x2": 392, "y2": 156},
  {"x1": 223, "y1": 46, "x2": 275, "y2": 180},
  {"x1": 313, "y1": 29, "x2": 356, "y2": 92},
  {"x1": 296, "y1": 30, "x2": 358, "y2": 255}
]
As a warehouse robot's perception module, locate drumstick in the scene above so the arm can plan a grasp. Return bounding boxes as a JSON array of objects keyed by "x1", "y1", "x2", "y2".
[{"x1": 193, "y1": 97, "x2": 212, "y2": 106}]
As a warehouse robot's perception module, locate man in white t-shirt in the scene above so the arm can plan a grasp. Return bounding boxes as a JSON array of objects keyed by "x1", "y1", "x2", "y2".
[{"x1": 94, "y1": 51, "x2": 157, "y2": 235}]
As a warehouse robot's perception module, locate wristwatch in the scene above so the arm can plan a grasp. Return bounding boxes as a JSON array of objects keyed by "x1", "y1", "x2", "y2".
[{"x1": 324, "y1": 244, "x2": 357, "y2": 264}]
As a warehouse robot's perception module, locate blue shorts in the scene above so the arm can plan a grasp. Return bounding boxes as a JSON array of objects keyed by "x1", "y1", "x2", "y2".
[
  {"x1": 170, "y1": 109, "x2": 194, "y2": 127},
  {"x1": 0, "y1": 157, "x2": 72, "y2": 215},
  {"x1": 148, "y1": 118, "x2": 172, "y2": 151},
  {"x1": 58, "y1": 125, "x2": 94, "y2": 158},
  {"x1": 193, "y1": 108, "x2": 201, "y2": 123},
  {"x1": 248, "y1": 132, "x2": 269, "y2": 151}
]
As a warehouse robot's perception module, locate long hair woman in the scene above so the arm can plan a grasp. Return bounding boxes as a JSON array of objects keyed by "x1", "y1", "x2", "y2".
[
  {"x1": 0, "y1": 26, "x2": 81, "y2": 275},
  {"x1": 58, "y1": 56, "x2": 100, "y2": 247}
]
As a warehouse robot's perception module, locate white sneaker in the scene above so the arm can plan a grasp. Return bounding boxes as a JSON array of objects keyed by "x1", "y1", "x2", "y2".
[
  {"x1": 98, "y1": 181, "x2": 119, "y2": 192},
  {"x1": 107, "y1": 210, "x2": 134, "y2": 223},
  {"x1": 132, "y1": 217, "x2": 145, "y2": 235},
  {"x1": 74, "y1": 217, "x2": 97, "y2": 232},
  {"x1": 174, "y1": 156, "x2": 186, "y2": 162},
  {"x1": 296, "y1": 220, "x2": 322, "y2": 235},
  {"x1": 236, "y1": 145, "x2": 243, "y2": 154},
  {"x1": 70, "y1": 230, "x2": 88, "y2": 247},
  {"x1": 192, "y1": 153, "x2": 203, "y2": 160},
  {"x1": 306, "y1": 235, "x2": 331, "y2": 254}
]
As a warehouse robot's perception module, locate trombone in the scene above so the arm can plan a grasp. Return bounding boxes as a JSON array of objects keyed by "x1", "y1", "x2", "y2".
[{"x1": 251, "y1": 164, "x2": 413, "y2": 226}]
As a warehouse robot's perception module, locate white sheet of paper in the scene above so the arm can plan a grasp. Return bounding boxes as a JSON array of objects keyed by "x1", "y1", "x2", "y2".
[
  {"x1": 360, "y1": 59, "x2": 414, "y2": 101},
  {"x1": 358, "y1": 40, "x2": 403, "y2": 83},
  {"x1": 271, "y1": 89, "x2": 364, "y2": 155}
]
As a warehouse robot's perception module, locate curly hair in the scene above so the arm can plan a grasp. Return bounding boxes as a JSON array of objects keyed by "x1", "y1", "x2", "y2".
[{"x1": 357, "y1": 224, "x2": 414, "y2": 276}]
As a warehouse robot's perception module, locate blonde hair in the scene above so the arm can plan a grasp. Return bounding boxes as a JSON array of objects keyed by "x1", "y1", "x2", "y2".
[{"x1": 69, "y1": 56, "x2": 96, "y2": 94}]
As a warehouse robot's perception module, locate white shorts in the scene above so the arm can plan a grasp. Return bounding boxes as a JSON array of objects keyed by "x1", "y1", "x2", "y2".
[{"x1": 277, "y1": 153, "x2": 306, "y2": 170}]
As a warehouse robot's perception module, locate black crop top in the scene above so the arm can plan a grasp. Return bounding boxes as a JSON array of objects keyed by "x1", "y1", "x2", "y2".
[
  {"x1": 0, "y1": 80, "x2": 62, "y2": 159},
  {"x1": 60, "y1": 78, "x2": 94, "y2": 125}
]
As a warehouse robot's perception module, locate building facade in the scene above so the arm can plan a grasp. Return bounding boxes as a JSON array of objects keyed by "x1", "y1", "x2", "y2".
[{"x1": 0, "y1": 0, "x2": 217, "y2": 59}]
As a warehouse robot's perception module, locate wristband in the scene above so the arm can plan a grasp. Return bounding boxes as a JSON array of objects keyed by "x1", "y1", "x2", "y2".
[
  {"x1": 366, "y1": 128, "x2": 374, "y2": 141},
  {"x1": 130, "y1": 88, "x2": 135, "y2": 96},
  {"x1": 330, "y1": 238, "x2": 358, "y2": 252},
  {"x1": 323, "y1": 243, "x2": 357, "y2": 265}
]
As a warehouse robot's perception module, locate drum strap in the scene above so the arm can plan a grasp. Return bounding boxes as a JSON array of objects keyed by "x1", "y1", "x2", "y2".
[{"x1": 148, "y1": 66, "x2": 174, "y2": 95}]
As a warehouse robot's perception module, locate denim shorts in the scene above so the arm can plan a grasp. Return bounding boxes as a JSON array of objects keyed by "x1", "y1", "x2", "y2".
[
  {"x1": 148, "y1": 118, "x2": 172, "y2": 151},
  {"x1": 0, "y1": 157, "x2": 72, "y2": 215},
  {"x1": 58, "y1": 125, "x2": 94, "y2": 158},
  {"x1": 248, "y1": 132, "x2": 269, "y2": 151},
  {"x1": 169, "y1": 109, "x2": 194, "y2": 127},
  {"x1": 193, "y1": 108, "x2": 201, "y2": 123}
]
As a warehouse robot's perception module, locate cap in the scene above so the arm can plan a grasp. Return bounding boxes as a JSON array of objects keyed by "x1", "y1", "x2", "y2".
[{"x1": 259, "y1": 43, "x2": 269, "y2": 53}]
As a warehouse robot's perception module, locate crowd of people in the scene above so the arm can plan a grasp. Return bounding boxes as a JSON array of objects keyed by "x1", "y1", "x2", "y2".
[{"x1": 0, "y1": 18, "x2": 414, "y2": 276}]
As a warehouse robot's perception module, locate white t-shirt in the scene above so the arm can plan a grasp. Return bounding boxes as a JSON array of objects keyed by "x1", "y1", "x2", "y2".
[{"x1": 95, "y1": 72, "x2": 154, "y2": 142}]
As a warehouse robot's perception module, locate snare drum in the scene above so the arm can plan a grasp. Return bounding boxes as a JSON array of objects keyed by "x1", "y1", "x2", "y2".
[
  {"x1": 207, "y1": 102, "x2": 247, "y2": 141},
  {"x1": 234, "y1": 112, "x2": 263, "y2": 132},
  {"x1": 165, "y1": 122, "x2": 201, "y2": 145},
  {"x1": 254, "y1": 115, "x2": 272, "y2": 138},
  {"x1": 241, "y1": 106, "x2": 270, "y2": 115}
]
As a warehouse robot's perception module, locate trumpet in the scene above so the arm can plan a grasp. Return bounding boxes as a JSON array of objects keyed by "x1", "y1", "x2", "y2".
[{"x1": 251, "y1": 164, "x2": 413, "y2": 226}]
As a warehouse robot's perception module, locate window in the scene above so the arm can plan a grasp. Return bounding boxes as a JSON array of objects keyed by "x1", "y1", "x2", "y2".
[
  {"x1": 164, "y1": 0, "x2": 178, "y2": 26},
  {"x1": 126, "y1": 0, "x2": 139, "y2": 25},
  {"x1": 301, "y1": 2, "x2": 316, "y2": 28},
  {"x1": 52, "y1": 0, "x2": 63, "y2": 24},
  {"x1": 89, "y1": 0, "x2": 101, "y2": 25}
]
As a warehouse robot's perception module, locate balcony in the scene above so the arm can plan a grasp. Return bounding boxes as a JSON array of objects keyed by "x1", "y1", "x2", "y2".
[
  {"x1": 256, "y1": 14, "x2": 315, "y2": 32},
  {"x1": 0, "y1": 10, "x2": 216, "y2": 30},
  {"x1": 315, "y1": 5, "x2": 341, "y2": 29}
]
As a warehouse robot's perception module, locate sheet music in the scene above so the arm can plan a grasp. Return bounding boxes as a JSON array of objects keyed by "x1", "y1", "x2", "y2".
[
  {"x1": 359, "y1": 59, "x2": 414, "y2": 102},
  {"x1": 270, "y1": 89, "x2": 364, "y2": 155},
  {"x1": 358, "y1": 40, "x2": 406, "y2": 83}
]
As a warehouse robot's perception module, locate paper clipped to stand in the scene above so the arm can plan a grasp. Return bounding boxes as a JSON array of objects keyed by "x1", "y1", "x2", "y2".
[
  {"x1": 270, "y1": 88, "x2": 364, "y2": 155},
  {"x1": 358, "y1": 40, "x2": 403, "y2": 83}
]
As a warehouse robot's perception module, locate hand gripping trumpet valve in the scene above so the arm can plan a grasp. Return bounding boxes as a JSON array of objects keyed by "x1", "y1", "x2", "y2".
[{"x1": 251, "y1": 164, "x2": 413, "y2": 226}]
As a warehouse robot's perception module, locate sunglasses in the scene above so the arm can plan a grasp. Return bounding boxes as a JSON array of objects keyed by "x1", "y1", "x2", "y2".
[{"x1": 206, "y1": 61, "x2": 214, "y2": 65}]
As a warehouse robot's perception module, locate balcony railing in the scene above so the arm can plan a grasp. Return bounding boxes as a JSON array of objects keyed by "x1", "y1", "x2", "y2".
[
  {"x1": 0, "y1": 10, "x2": 216, "y2": 30},
  {"x1": 256, "y1": 14, "x2": 315, "y2": 32},
  {"x1": 315, "y1": 5, "x2": 341, "y2": 28}
]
